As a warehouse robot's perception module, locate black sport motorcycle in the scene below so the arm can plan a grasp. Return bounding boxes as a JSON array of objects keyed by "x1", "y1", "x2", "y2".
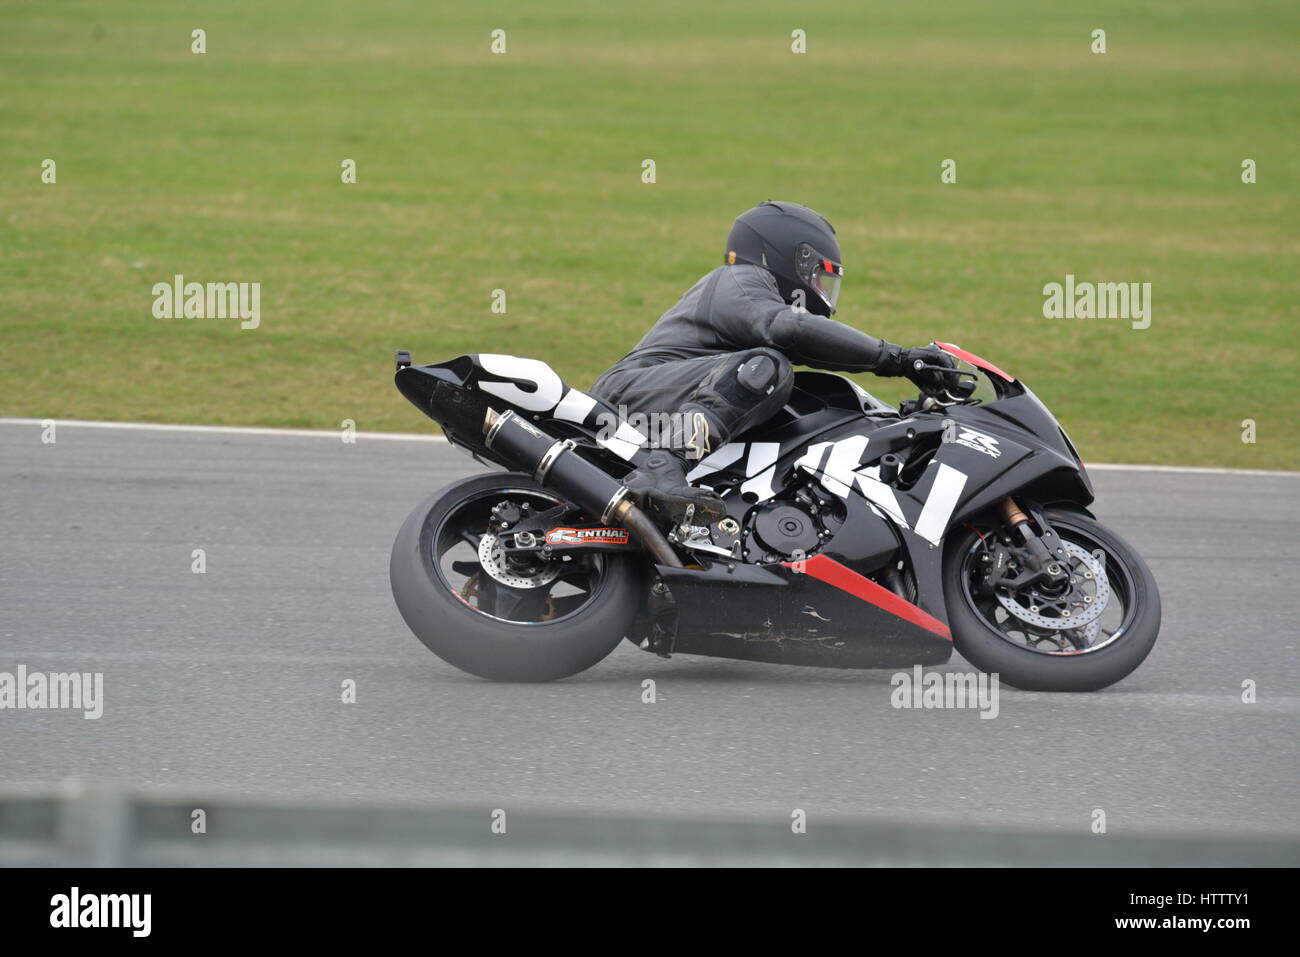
[{"x1": 389, "y1": 344, "x2": 1160, "y2": 690}]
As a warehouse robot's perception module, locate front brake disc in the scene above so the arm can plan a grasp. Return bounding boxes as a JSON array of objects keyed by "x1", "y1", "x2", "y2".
[{"x1": 995, "y1": 540, "x2": 1110, "y2": 631}]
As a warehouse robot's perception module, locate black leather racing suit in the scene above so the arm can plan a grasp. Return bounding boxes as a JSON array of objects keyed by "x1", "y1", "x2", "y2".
[{"x1": 591, "y1": 264, "x2": 898, "y2": 454}]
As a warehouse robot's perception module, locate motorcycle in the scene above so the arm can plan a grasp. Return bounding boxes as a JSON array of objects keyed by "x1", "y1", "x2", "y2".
[{"x1": 389, "y1": 344, "x2": 1160, "y2": 690}]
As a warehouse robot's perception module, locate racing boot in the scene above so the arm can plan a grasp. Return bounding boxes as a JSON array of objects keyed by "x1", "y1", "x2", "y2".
[
  {"x1": 621, "y1": 450, "x2": 727, "y2": 527},
  {"x1": 621, "y1": 410, "x2": 726, "y2": 526}
]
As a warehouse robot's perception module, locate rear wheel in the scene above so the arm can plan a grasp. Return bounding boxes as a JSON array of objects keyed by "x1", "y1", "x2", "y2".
[
  {"x1": 944, "y1": 507, "x2": 1160, "y2": 691},
  {"x1": 390, "y1": 472, "x2": 646, "y2": 681}
]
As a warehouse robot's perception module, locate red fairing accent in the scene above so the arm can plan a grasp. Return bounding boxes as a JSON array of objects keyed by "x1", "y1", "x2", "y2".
[
  {"x1": 934, "y1": 342, "x2": 1014, "y2": 382},
  {"x1": 785, "y1": 555, "x2": 952, "y2": 640}
]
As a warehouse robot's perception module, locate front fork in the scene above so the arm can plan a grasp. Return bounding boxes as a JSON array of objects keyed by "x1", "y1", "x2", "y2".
[{"x1": 999, "y1": 496, "x2": 1071, "y2": 587}]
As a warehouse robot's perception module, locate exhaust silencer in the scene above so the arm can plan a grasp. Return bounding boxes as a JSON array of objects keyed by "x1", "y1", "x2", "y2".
[{"x1": 484, "y1": 408, "x2": 682, "y2": 568}]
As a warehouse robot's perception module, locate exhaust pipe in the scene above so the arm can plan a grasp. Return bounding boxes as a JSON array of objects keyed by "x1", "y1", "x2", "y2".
[{"x1": 484, "y1": 408, "x2": 683, "y2": 568}]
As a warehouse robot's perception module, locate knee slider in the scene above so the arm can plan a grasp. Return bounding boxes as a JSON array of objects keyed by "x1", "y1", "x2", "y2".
[{"x1": 736, "y1": 350, "x2": 787, "y2": 397}]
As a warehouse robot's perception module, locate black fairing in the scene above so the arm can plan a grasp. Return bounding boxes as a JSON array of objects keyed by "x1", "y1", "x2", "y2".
[
  {"x1": 653, "y1": 562, "x2": 952, "y2": 669},
  {"x1": 395, "y1": 359, "x2": 499, "y2": 461},
  {"x1": 394, "y1": 354, "x2": 646, "y2": 473}
]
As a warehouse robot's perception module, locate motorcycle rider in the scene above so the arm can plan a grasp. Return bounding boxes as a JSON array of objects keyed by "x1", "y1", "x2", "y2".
[{"x1": 592, "y1": 200, "x2": 957, "y2": 526}]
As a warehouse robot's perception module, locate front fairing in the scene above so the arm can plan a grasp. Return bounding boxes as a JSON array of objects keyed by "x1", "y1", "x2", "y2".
[{"x1": 950, "y1": 384, "x2": 1094, "y2": 506}]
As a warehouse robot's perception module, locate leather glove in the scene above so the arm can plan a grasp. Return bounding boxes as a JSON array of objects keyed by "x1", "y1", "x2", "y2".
[{"x1": 878, "y1": 343, "x2": 960, "y2": 395}]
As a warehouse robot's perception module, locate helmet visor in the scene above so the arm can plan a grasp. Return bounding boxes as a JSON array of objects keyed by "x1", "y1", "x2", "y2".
[{"x1": 811, "y1": 258, "x2": 843, "y2": 312}]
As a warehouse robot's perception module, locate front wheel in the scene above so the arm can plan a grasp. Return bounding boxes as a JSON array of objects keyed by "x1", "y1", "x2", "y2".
[
  {"x1": 390, "y1": 472, "x2": 647, "y2": 681},
  {"x1": 944, "y1": 507, "x2": 1161, "y2": 691}
]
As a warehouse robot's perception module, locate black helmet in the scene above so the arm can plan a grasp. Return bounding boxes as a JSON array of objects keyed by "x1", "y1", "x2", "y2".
[{"x1": 725, "y1": 201, "x2": 844, "y2": 315}]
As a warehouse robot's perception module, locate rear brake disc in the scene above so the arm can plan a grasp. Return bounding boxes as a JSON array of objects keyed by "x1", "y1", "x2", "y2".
[{"x1": 477, "y1": 532, "x2": 562, "y2": 590}]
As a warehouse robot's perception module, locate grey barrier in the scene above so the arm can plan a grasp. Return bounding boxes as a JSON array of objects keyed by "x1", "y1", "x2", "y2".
[{"x1": 1, "y1": 782, "x2": 1295, "y2": 867}]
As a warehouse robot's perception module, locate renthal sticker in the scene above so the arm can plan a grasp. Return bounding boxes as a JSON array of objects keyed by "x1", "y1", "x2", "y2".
[
  {"x1": 545, "y1": 527, "x2": 630, "y2": 546},
  {"x1": 953, "y1": 427, "x2": 1002, "y2": 459}
]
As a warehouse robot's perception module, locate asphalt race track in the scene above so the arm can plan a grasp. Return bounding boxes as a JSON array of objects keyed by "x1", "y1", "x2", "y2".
[{"x1": 2, "y1": 420, "x2": 1297, "y2": 838}]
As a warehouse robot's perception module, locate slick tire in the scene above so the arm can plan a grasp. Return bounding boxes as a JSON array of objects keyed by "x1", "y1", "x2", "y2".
[
  {"x1": 390, "y1": 472, "x2": 646, "y2": 682},
  {"x1": 944, "y1": 507, "x2": 1161, "y2": 692}
]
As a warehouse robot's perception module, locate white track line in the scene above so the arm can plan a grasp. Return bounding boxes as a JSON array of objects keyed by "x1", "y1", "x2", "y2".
[
  {"x1": 0, "y1": 417, "x2": 445, "y2": 443},
  {"x1": 1083, "y1": 462, "x2": 1300, "y2": 477},
  {"x1": 1, "y1": 417, "x2": 1296, "y2": 476}
]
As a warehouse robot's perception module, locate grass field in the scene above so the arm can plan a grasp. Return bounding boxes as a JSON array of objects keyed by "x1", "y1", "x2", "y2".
[{"x1": 2, "y1": 1, "x2": 1296, "y2": 467}]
